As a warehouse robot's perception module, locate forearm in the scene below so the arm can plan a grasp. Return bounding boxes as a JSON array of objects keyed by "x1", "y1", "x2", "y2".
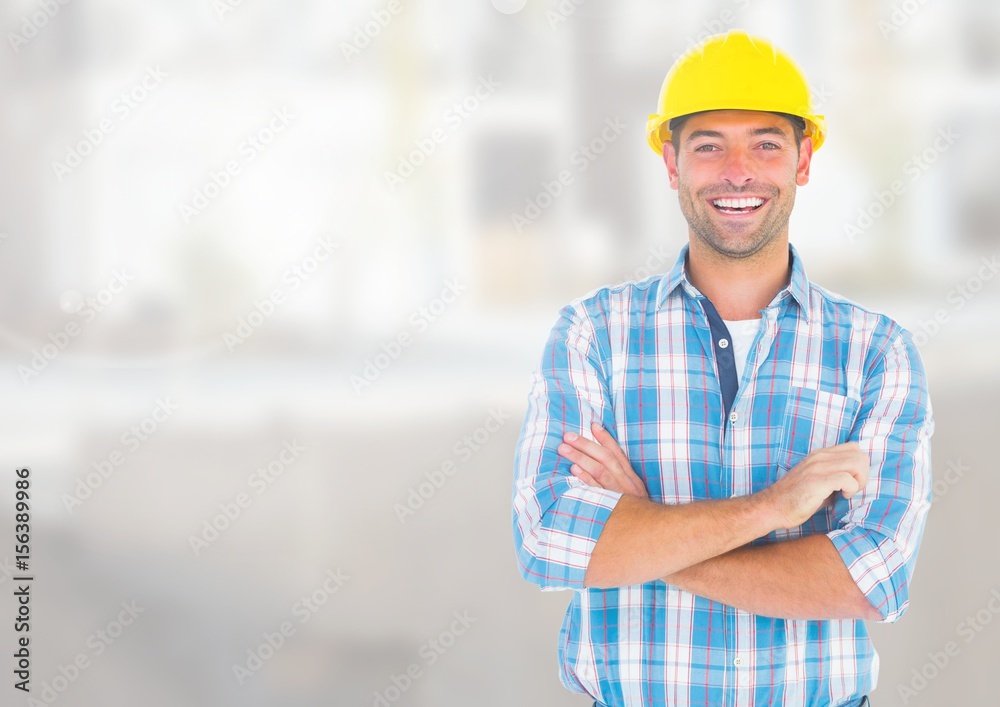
[
  {"x1": 583, "y1": 492, "x2": 778, "y2": 588},
  {"x1": 661, "y1": 533, "x2": 882, "y2": 620}
]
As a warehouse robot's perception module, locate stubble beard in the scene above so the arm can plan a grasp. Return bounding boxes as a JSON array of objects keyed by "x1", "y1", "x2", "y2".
[{"x1": 678, "y1": 178, "x2": 796, "y2": 261}]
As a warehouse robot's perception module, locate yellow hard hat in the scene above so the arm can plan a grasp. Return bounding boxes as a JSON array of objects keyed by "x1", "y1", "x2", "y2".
[{"x1": 646, "y1": 30, "x2": 826, "y2": 155}]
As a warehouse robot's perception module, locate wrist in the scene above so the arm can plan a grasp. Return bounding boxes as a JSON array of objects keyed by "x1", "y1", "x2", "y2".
[{"x1": 749, "y1": 486, "x2": 785, "y2": 533}]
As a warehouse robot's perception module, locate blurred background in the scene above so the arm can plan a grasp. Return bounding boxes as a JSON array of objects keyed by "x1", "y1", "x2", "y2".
[{"x1": 1, "y1": 0, "x2": 997, "y2": 704}]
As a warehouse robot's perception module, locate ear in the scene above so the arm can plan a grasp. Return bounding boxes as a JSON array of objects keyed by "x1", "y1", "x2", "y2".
[
  {"x1": 795, "y1": 135, "x2": 813, "y2": 186},
  {"x1": 663, "y1": 142, "x2": 680, "y2": 190}
]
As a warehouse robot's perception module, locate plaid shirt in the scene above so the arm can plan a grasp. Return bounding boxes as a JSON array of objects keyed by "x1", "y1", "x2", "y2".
[{"x1": 512, "y1": 242, "x2": 934, "y2": 707}]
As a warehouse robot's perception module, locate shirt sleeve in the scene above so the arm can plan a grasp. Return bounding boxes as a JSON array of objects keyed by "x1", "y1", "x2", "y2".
[
  {"x1": 512, "y1": 302, "x2": 624, "y2": 591},
  {"x1": 826, "y1": 325, "x2": 934, "y2": 623}
]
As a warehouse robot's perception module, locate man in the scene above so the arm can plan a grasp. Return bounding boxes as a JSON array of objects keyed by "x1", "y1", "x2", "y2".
[{"x1": 511, "y1": 30, "x2": 933, "y2": 707}]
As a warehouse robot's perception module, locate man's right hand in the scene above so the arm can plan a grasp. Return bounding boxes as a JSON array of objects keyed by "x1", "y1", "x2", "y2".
[{"x1": 758, "y1": 443, "x2": 870, "y2": 530}]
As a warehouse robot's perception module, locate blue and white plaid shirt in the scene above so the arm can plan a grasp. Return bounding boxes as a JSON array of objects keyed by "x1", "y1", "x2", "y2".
[{"x1": 512, "y1": 242, "x2": 933, "y2": 707}]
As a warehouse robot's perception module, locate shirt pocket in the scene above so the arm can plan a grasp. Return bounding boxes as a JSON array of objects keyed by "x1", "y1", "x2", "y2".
[{"x1": 776, "y1": 386, "x2": 861, "y2": 475}]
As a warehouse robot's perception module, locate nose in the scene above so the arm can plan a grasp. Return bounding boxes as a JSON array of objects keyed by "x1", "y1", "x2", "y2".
[{"x1": 719, "y1": 146, "x2": 754, "y2": 188}]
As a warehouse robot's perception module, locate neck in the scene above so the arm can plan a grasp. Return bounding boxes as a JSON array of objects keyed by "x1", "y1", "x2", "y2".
[{"x1": 685, "y1": 236, "x2": 791, "y2": 321}]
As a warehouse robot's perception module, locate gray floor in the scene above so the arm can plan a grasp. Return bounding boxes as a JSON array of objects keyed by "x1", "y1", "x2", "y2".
[{"x1": 1, "y1": 337, "x2": 995, "y2": 706}]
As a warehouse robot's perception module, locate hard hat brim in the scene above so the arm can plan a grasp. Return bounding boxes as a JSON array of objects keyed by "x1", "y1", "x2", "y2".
[{"x1": 646, "y1": 110, "x2": 826, "y2": 155}]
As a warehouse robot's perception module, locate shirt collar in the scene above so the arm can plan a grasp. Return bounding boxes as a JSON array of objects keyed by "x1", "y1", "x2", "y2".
[{"x1": 655, "y1": 241, "x2": 812, "y2": 323}]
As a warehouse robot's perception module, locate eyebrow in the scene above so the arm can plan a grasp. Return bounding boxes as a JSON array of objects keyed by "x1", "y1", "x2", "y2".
[{"x1": 685, "y1": 126, "x2": 789, "y2": 143}]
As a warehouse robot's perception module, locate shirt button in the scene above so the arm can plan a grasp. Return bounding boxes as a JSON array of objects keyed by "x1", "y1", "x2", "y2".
[
  {"x1": 718, "y1": 338, "x2": 729, "y2": 349},
  {"x1": 733, "y1": 655, "x2": 745, "y2": 667},
  {"x1": 729, "y1": 412, "x2": 738, "y2": 423}
]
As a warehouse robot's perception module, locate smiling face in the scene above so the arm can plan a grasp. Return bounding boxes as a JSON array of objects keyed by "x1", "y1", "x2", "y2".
[{"x1": 663, "y1": 110, "x2": 813, "y2": 260}]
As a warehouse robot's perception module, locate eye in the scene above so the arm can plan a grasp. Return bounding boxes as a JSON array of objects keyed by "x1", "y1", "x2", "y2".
[
  {"x1": 759, "y1": 142, "x2": 780, "y2": 150},
  {"x1": 693, "y1": 144, "x2": 718, "y2": 152}
]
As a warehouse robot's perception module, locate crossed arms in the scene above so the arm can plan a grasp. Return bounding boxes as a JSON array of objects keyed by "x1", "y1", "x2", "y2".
[
  {"x1": 512, "y1": 305, "x2": 934, "y2": 623},
  {"x1": 560, "y1": 423, "x2": 882, "y2": 621}
]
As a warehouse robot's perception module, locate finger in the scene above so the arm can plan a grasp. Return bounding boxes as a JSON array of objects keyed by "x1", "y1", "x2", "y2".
[
  {"x1": 587, "y1": 422, "x2": 632, "y2": 476},
  {"x1": 623, "y1": 477, "x2": 649, "y2": 499},
  {"x1": 572, "y1": 464, "x2": 629, "y2": 495},
  {"x1": 590, "y1": 421, "x2": 620, "y2": 451},
  {"x1": 591, "y1": 422, "x2": 632, "y2": 468},
  {"x1": 807, "y1": 446, "x2": 870, "y2": 485},
  {"x1": 852, "y1": 461, "x2": 870, "y2": 491},
  {"x1": 558, "y1": 443, "x2": 610, "y2": 480},
  {"x1": 592, "y1": 423, "x2": 649, "y2": 492},
  {"x1": 562, "y1": 430, "x2": 617, "y2": 470},
  {"x1": 591, "y1": 422, "x2": 639, "y2": 482},
  {"x1": 831, "y1": 471, "x2": 861, "y2": 498},
  {"x1": 570, "y1": 464, "x2": 638, "y2": 496},
  {"x1": 570, "y1": 464, "x2": 603, "y2": 489},
  {"x1": 821, "y1": 441, "x2": 861, "y2": 452},
  {"x1": 811, "y1": 443, "x2": 862, "y2": 461},
  {"x1": 833, "y1": 451, "x2": 870, "y2": 491}
]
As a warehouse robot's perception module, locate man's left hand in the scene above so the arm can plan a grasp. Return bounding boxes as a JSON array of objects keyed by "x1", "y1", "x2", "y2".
[{"x1": 558, "y1": 422, "x2": 649, "y2": 500}]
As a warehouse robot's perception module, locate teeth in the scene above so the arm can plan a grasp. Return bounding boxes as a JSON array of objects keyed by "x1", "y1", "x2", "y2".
[{"x1": 712, "y1": 197, "x2": 764, "y2": 209}]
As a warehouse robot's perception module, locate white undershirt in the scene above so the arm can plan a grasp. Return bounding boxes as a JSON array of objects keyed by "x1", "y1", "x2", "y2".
[{"x1": 722, "y1": 318, "x2": 761, "y2": 384}]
